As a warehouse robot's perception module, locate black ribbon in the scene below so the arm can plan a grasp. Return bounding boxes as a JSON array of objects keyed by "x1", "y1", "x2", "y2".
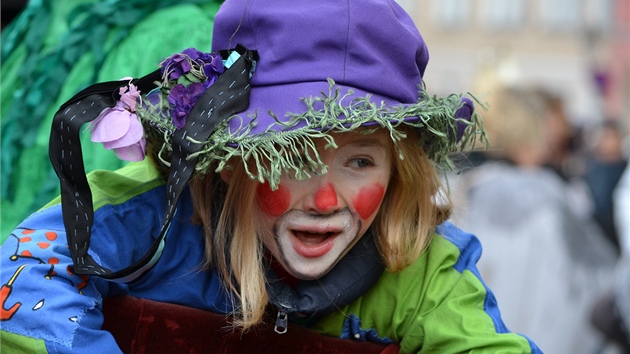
[{"x1": 49, "y1": 45, "x2": 258, "y2": 282}]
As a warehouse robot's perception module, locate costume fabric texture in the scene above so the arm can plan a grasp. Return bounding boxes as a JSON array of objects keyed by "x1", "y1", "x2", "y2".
[
  {"x1": 0, "y1": 161, "x2": 541, "y2": 353},
  {"x1": 98, "y1": 296, "x2": 401, "y2": 353}
]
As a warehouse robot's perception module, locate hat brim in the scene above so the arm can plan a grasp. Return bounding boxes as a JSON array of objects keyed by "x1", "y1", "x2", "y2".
[
  {"x1": 229, "y1": 81, "x2": 409, "y2": 135},
  {"x1": 227, "y1": 80, "x2": 474, "y2": 142}
]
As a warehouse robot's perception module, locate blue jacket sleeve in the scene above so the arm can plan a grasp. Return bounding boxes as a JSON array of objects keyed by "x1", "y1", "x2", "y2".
[{"x1": 0, "y1": 206, "x2": 125, "y2": 353}]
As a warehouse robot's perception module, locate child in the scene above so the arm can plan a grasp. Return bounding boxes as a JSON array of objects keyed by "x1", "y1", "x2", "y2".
[{"x1": 0, "y1": 0, "x2": 541, "y2": 353}]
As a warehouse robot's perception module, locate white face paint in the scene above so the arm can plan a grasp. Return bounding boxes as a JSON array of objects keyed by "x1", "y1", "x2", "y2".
[
  {"x1": 255, "y1": 129, "x2": 393, "y2": 280},
  {"x1": 270, "y1": 208, "x2": 361, "y2": 279}
]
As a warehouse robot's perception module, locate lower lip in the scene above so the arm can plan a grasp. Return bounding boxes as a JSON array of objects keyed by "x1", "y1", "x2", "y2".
[{"x1": 291, "y1": 234, "x2": 336, "y2": 258}]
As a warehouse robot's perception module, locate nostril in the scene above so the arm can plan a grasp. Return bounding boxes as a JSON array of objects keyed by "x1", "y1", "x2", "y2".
[{"x1": 314, "y1": 183, "x2": 338, "y2": 212}]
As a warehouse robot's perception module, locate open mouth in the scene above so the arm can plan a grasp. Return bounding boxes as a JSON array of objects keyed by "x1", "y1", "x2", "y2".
[
  {"x1": 293, "y1": 230, "x2": 337, "y2": 244},
  {"x1": 290, "y1": 230, "x2": 339, "y2": 258}
]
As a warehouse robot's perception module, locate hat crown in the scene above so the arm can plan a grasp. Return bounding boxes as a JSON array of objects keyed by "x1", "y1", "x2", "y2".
[{"x1": 212, "y1": 0, "x2": 429, "y2": 104}]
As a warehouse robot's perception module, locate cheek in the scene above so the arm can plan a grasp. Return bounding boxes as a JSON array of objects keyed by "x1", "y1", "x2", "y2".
[
  {"x1": 352, "y1": 183, "x2": 385, "y2": 220},
  {"x1": 256, "y1": 182, "x2": 291, "y2": 217}
]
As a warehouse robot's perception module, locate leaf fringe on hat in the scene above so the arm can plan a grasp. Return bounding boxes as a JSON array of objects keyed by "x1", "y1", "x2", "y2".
[{"x1": 139, "y1": 78, "x2": 487, "y2": 190}]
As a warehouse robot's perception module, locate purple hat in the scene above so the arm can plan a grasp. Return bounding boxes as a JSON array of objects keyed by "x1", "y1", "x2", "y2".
[
  {"x1": 49, "y1": 0, "x2": 482, "y2": 281},
  {"x1": 179, "y1": 0, "x2": 479, "y2": 187},
  {"x1": 120, "y1": 0, "x2": 481, "y2": 189},
  {"x1": 211, "y1": 0, "x2": 429, "y2": 135}
]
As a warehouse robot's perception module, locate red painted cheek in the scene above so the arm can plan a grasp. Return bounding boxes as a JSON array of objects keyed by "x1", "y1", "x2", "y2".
[
  {"x1": 314, "y1": 183, "x2": 338, "y2": 212},
  {"x1": 256, "y1": 182, "x2": 291, "y2": 217},
  {"x1": 353, "y1": 184, "x2": 385, "y2": 220}
]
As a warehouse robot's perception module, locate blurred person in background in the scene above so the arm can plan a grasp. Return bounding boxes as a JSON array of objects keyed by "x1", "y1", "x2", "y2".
[
  {"x1": 613, "y1": 165, "x2": 630, "y2": 346},
  {"x1": 448, "y1": 83, "x2": 617, "y2": 354},
  {"x1": 533, "y1": 88, "x2": 597, "y2": 224},
  {"x1": 535, "y1": 89, "x2": 582, "y2": 182},
  {"x1": 590, "y1": 148, "x2": 630, "y2": 353},
  {"x1": 582, "y1": 120, "x2": 628, "y2": 253},
  {"x1": 615, "y1": 163, "x2": 630, "y2": 260}
]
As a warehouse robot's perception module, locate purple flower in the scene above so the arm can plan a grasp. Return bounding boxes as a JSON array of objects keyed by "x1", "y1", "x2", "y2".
[
  {"x1": 162, "y1": 53, "x2": 192, "y2": 80},
  {"x1": 161, "y1": 48, "x2": 224, "y2": 82},
  {"x1": 183, "y1": 47, "x2": 209, "y2": 61},
  {"x1": 167, "y1": 82, "x2": 205, "y2": 129},
  {"x1": 203, "y1": 54, "x2": 224, "y2": 78},
  {"x1": 158, "y1": 48, "x2": 226, "y2": 128}
]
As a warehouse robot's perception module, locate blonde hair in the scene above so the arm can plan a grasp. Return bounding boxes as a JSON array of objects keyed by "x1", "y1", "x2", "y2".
[
  {"x1": 189, "y1": 128, "x2": 451, "y2": 330},
  {"x1": 479, "y1": 86, "x2": 551, "y2": 166},
  {"x1": 376, "y1": 130, "x2": 451, "y2": 271},
  {"x1": 190, "y1": 166, "x2": 269, "y2": 329}
]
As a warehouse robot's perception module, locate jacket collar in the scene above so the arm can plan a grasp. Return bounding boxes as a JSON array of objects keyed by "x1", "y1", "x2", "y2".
[{"x1": 265, "y1": 230, "x2": 384, "y2": 320}]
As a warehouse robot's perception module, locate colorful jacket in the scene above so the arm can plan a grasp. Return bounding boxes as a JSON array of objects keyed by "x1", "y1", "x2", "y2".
[{"x1": 0, "y1": 160, "x2": 541, "y2": 353}]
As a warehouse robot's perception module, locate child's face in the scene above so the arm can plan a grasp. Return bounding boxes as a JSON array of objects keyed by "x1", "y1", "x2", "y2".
[{"x1": 255, "y1": 129, "x2": 393, "y2": 280}]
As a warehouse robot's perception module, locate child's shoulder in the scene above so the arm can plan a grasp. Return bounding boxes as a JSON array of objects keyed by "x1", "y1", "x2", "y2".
[{"x1": 42, "y1": 159, "x2": 165, "y2": 211}]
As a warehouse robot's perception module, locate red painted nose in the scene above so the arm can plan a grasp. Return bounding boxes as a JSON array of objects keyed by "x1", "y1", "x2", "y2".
[{"x1": 314, "y1": 183, "x2": 338, "y2": 212}]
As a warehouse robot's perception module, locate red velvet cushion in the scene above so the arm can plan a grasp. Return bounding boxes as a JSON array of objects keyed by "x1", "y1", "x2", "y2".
[{"x1": 102, "y1": 296, "x2": 400, "y2": 353}]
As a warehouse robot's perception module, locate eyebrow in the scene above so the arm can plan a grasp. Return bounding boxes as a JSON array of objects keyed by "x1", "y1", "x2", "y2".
[{"x1": 343, "y1": 137, "x2": 389, "y2": 150}]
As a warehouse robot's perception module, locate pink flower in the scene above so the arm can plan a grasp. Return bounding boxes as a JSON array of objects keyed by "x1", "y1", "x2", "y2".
[{"x1": 88, "y1": 83, "x2": 146, "y2": 161}]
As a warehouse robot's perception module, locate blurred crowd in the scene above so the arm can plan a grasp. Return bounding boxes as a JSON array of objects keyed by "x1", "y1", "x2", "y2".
[{"x1": 447, "y1": 70, "x2": 629, "y2": 353}]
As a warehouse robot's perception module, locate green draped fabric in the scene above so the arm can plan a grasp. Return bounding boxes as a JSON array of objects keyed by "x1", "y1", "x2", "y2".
[{"x1": 1, "y1": 0, "x2": 222, "y2": 241}]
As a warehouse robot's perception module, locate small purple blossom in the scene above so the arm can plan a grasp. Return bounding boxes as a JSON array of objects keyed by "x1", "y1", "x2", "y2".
[
  {"x1": 161, "y1": 53, "x2": 191, "y2": 80},
  {"x1": 160, "y1": 48, "x2": 225, "y2": 129},
  {"x1": 167, "y1": 82, "x2": 205, "y2": 129},
  {"x1": 202, "y1": 54, "x2": 224, "y2": 79},
  {"x1": 161, "y1": 48, "x2": 224, "y2": 82}
]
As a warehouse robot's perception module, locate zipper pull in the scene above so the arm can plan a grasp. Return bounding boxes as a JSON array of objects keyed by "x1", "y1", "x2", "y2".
[{"x1": 274, "y1": 309, "x2": 288, "y2": 334}]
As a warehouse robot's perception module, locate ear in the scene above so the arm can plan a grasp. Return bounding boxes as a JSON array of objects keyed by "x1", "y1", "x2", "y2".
[{"x1": 219, "y1": 168, "x2": 232, "y2": 184}]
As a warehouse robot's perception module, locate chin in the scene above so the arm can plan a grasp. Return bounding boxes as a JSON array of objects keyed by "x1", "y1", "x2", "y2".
[{"x1": 282, "y1": 259, "x2": 339, "y2": 280}]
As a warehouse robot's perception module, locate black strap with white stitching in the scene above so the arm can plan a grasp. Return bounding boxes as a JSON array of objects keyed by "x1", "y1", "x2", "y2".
[{"x1": 49, "y1": 45, "x2": 257, "y2": 282}]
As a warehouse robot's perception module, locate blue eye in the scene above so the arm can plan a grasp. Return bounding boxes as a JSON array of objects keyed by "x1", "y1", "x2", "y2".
[{"x1": 350, "y1": 158, "x2": 373, "y2": 168}]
